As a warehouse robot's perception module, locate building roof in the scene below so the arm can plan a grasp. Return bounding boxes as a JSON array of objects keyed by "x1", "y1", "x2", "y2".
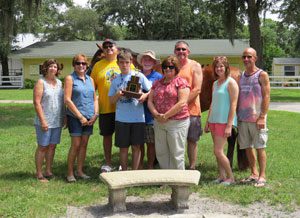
[
  {"x1": 11, "y1": 39, "x2": 249, "y2": 59},
  {"x1": 273, "y1": 58, "x2": 300, "y2": 65}
]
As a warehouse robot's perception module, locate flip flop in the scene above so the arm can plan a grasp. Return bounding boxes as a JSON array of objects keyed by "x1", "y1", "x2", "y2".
[
  {"x1": 37, "y1": 176, "x2": 49, "y2": 183},
  {"x1": 44, "y1": 174, "x2": 55, "y2": 180},
  {"x1": 254, "y1": 179, "x2": 267, "y2": 187},
  {"x1": 241, "y1": 176, "x2": 258, "y2": 184}
]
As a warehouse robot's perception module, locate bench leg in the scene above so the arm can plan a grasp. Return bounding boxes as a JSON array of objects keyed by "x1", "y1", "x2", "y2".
[
  {"x1": 109, "y1": 188, "x2": 126, "y2": 212},
  {"x1": 171, "y1": 186, "x2": 190, "y2": 210}
]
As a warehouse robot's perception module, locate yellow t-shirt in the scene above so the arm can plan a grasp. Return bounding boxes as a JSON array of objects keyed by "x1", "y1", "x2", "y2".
[{"x1": 91, "y1": 59, "x2": 135, "y2": 114}]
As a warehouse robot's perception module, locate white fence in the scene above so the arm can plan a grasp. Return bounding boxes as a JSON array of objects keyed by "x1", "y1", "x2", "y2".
[
  {"x1": 269, "y1": 76, "x2": 300, "y2": 89},
  {"x1": 0, "y1": 75, "x2": 24, "y2": 88}
]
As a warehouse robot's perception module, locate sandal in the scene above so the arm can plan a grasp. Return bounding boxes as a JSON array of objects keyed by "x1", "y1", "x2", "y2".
[
  {"x1": 37, "y1": 176, "x2": 49, "y2": 183},
  {"x1": 254, "y1": 178, "x2": 267, "y2": 187},
  {"x1": 241, "y1": 176, "x2": 258, "y2": 184},
  {"x1": 212, "y1": 178, "x2": 224, "y2": 184},
  {"x1": 44, "y1": 174, "x2": 55, "y2": 180}
]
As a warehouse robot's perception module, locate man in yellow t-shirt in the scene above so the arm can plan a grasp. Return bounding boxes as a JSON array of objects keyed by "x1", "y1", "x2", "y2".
[
  {"x1": 91, "y1": 39, "x2": 120, "y2": 172},
  {"x1": 91, "y1": 39, "x2": 135, "y2": 172}
]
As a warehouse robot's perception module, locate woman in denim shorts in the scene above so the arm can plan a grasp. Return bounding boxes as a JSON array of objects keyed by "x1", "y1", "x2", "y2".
[
  {"x1": 34, "y1": 59, "x2": 64, "y2": 182},
  {"x1": 64, "y1": 54, "x2": 98, "y2": 182}
]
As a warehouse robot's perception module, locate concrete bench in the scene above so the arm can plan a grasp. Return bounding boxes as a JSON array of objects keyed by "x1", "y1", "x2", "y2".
[{"x1": 99, "y1": 169, "x2": 201, "y2": 212}]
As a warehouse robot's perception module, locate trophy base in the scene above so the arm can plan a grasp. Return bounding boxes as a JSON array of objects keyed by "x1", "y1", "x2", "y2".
[{"x1": 122, "y1": 90, "x2": 142, "y2": 99}]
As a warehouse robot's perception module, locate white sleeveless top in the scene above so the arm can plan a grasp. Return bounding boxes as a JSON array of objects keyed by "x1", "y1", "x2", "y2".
[{"x1": 34, "y1": 78, "x2": 64, "y2": 128}]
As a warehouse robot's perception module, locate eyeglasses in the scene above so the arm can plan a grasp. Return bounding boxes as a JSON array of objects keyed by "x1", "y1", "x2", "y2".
[
  {"x1": 75, "y1": 62, "x2": 87, "y2": 66},
  {"x1": 162, "y1": 65, "x2": 175, "y2": 70},
  {"x1": 242, "y1": 55, "x2": 252, "y2": 59},
  {"x1": 103, "y1": 44, "x2": 114, "y2": 49},
  {"x1": 175, "y1": 47, "x2": 187, "y2": 51}
]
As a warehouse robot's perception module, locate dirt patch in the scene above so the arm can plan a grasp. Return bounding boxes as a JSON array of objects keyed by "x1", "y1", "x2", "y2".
[{"x1": 66, "y1": 193, "x2": 300, "y2": 218}]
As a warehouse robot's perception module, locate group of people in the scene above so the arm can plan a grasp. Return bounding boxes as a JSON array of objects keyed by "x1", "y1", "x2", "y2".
[{"x1": 33, "y1": 39, "x2": 270, "y2": 188}]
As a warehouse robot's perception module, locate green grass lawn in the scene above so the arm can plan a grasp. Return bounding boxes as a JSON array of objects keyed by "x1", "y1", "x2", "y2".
[
  {"x1": 0, "y1": 104, "x2": 300, "y2": 217},
  {"x1": 0, "y1": 88, "x2": 300, "y2": 102}
]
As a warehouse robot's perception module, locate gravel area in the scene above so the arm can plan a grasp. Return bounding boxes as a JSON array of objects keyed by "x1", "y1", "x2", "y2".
[{"x1": 66, "y1": 193, "x2": 300, "y2": 218}]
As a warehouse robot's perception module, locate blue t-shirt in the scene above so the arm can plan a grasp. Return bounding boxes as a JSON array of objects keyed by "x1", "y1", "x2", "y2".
[
  {"x1": 108, "y1": 71, "x2": 152, "y2": 123},
  {"x1": 66, "y1": 72, "x2": 95, "y2": 119},
  {"x1": 143, "y1": 70, "x2": 163, "y2": 124}
]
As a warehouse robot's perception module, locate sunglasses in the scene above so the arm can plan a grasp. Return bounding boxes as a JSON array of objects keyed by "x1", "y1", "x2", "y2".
[
  {"x1": 162, "y1": 65, "x2": 175, "y2": 70},
  {"x1": 75, "y1": 62, "x2": 87, "y2": 66},
  {"x1": 242, "y1": 55, "x2": 252, "y2": 59},
  {"x1": 103, "y1": 44, "x2": 114, "y2": 49},
  {"x1": 175, "y1": 47, "x2": 187, "y2": 51}
]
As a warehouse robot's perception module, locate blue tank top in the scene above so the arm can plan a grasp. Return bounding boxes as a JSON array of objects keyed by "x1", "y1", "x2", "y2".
[
  {"x1": 66, "y1": 72, "x2": 95, "y2": 119},
  {"x1": 208, "y1": 77, "x2": 237, "y2": 126}
]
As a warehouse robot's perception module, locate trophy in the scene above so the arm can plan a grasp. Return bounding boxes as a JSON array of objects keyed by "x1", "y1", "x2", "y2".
[{"x1": 122, "y1": 75, "x2": 142, "y2": 98}]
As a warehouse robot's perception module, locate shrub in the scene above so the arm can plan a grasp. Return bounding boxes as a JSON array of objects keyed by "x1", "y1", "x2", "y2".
[{"x1": 24, "y1": 78, "x2": 36, "y2": 89}]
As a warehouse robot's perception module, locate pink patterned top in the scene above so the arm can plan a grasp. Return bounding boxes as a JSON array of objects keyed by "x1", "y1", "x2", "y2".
[{"x1": 152, "y1": 76, "x2": 190, "y2": 120}]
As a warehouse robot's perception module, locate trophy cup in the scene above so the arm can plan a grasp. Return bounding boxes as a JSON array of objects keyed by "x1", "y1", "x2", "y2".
[{"x1": 122, "y1": 75, "x2": 142, "y2": 98}]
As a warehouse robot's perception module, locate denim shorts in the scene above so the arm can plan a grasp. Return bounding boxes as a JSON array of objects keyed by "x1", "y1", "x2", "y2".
[
  {"x1": 35, "y1": 125, "x2": 62, "y2": 146},
  {"x1": 67, "y1": 115, "x2": 93, "y2": 137}
]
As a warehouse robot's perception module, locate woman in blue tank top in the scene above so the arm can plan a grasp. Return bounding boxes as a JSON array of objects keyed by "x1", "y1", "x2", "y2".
[{"x1": 204, "y1": 56, "x2": 239, "y2": 186}]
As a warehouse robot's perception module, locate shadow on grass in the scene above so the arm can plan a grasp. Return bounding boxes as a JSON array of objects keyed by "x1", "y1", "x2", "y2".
[{"x1": 82, "y1": 197, "x2": 178, "y2": 217}]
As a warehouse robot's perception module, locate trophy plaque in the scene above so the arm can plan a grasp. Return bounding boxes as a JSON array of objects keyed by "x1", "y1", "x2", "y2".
[{"x1": 122, "y1": 75, "x2": 142, "y2": 98}]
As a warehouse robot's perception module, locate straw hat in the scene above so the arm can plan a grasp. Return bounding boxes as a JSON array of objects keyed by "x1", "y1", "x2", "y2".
[{"x1": 137, "y1": 50, "x2": 160, "y2": 65}]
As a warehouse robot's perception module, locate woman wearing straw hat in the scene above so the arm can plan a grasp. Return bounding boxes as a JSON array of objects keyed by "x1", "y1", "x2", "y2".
[{"x1": 137, "y1": 50, "x2": 163, "y2": 169}]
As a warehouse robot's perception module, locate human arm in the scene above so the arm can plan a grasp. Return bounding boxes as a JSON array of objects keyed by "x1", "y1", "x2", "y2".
[
  {"x1": 33, "y1": 79, "x2": 48, "y2": 131},
  {"x1": 64, "y1": 75, "x2": 88, "y2": 126},
  {"x1": 257, "y1": 71, "x2": 270, "y2": 129},
  {"x1": 188, "y1": 61, "x2": 202, "y2": 104},
  {"x1": 88, "y1": 78, "x2": 99, "y2": 126},
  {"x1": 160, "y1": 87, "x2": 190, "y2": 122},
  {"x1": 225, "y1": 79, "x2": 239, "y2": 137}
]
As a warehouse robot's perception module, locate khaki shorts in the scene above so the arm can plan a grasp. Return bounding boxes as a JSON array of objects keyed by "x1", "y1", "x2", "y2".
[{"x1": 238, "y1": 122, "x2": 268, "y2": 149}]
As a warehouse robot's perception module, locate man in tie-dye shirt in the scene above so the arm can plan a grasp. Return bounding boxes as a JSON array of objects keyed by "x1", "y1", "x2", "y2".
[{"x1": 237, "y1": 47, "x2": 270, "y2": 187}]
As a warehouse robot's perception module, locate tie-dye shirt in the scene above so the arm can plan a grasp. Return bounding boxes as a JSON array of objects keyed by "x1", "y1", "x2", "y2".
[{"x1": 238, "y1": 69, "x2": 263, "y2": 122}]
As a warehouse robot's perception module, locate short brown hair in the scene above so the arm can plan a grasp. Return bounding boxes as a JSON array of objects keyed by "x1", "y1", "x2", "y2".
[
  {"x1": 161, "y1": 55, "x2": 180, "y2": 75},
  {"x1": 72, "y1": 54, "x2": 89, "y2": 67},
  {"x1": 117, "y1": 49, "x2": 132, "y2": 61},
  {"x1": 41, "y1": 59, "x2": 63, "y2": 77},
  {"x1": 212, "y1": 56, "x2": 230, "y2": 79}
]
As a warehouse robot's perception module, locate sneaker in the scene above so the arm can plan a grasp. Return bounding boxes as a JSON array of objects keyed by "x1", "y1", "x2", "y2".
[
  {"x1": 67, "y1": 175, "x2": 76, "y2": 183},
  {"x1": 221, "y1": 179, "x2": 235, "y2": 186},
  {"x1": 101, "y1": 165, "x2": 113, "y2": 173},
  {"x1": 212, "y1": 178, "x2": 224, "y2": 184}
]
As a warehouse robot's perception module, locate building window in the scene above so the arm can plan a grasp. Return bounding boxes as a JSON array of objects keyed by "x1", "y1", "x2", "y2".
[
  {"x1": 284, "y1": 66, "x2": 295, "y2": 76},
  {"x1": 29, "y1": 64, "x2": 41, "y2": 75}
]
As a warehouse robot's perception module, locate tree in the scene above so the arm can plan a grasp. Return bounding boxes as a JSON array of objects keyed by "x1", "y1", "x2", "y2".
[
  {"x1": 0, "y1": 0, "x2": 41, "y2": 83},
  {"x1": 223, "y1": 0, "x2": 278, "y2": 68},
  {"x1": 278, "y1": 0, "x2": 300, "y2": 54},
  {"x1": 90, "y1": 0, "x2": 237, "y2": 40}
]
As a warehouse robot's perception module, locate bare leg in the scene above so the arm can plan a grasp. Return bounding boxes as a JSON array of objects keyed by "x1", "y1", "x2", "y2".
[
  {"x1": 257, "y1": 148, "x2": 267, "y2": 179},
  {"x1": 132, "y1": 145, "x2": 141, "y2": 170},
  {"x1": 146, "y1": 143, "x2": 156, "y2": 169},
  {"x1": 35, "y1": 145, "x2": 48, "y2": 178},
  {"x1": 139, "y1": 144, "x2": 145, "y2": 169},
  {"x1": 45, "y1": 144, "x2": 56, "y2": 176},
  {"x1": 212, "y1": 134, "x2": 234, "y2": 181},
  {"x1": 103, "y1": 135, "x2": 112, "y2": 166},
  {"x1": 119, "y1": 147, "x2": 129, "y2": 171},
  {"x1": 187, "y1": 140, "x2": 198, "y2": 169},
  {"x1": 67, "y1": 136, "x2": 81, "y2": 177},
  {"x1": 77, "y1": 135, "x2": 90, "y2": 176},
  {"x1": 245, "y1": 148, "x2": 259, "y2": 177}
]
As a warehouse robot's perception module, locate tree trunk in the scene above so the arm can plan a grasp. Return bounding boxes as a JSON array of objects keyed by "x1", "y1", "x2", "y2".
[
  {"x1": 0, "y1": 54, "x2": 11, "y2": 85},
  {"x1": 247, "y1": 0, "x2": 264, "y2": 68}
]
